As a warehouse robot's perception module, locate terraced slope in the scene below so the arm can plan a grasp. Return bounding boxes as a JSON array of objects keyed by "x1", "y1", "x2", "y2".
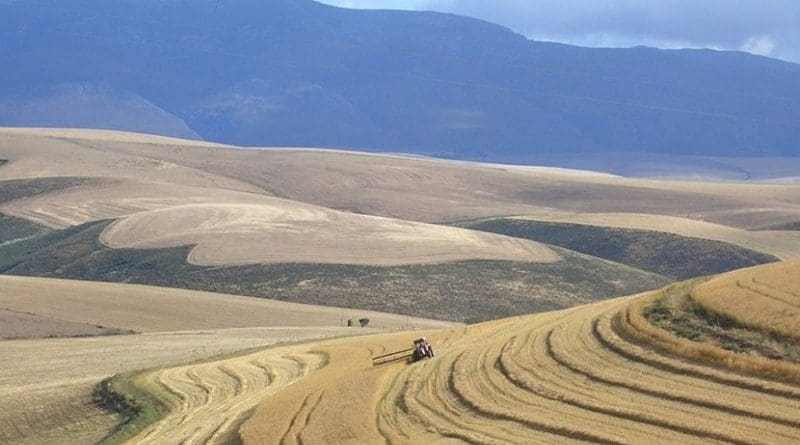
[{"x1": 231, "y1": 267, "x2": 800, "y2": 444}]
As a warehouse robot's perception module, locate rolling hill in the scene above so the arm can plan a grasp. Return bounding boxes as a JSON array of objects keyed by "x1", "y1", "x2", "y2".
[
  {"x1": 1, "y1": 128, "x2": 798, "y2": 321},
  {"x1": 1, "y1": 0, "x2": 800, "y2": 172},
  {"x1": 91, "y1": 260, "x2": 800, "y2": 444},
  {"x1": 1, "y1": 128, "x2": 800, "y2": 443}
]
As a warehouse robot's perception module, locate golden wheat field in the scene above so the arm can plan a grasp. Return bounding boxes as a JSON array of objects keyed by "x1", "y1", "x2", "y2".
[
  {"x1": 691, "y1": 259, "x2": 800, "y2": 340},
  {"x1": 97, "y1": 261, "x2": 800, "y2": 445}
]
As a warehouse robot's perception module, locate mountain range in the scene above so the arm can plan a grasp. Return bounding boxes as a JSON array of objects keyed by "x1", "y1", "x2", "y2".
[{"x1": 2, "y1": 0, "x2": 799, "y2": 170}]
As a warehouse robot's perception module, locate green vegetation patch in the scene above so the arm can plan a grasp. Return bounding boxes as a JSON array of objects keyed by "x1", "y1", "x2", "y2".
[
  {"x1": 462, "y1": 218, "x2": 778, "y2": 280},
  {"x1": 0, "y1": 176, "x2": 97, "y2": 204},
  {"x1": 643, "y1": 287, "x2": 799, "y2": 362},
  {"x1": 0, "y1": 220, "x2": 669, "y2": 322},
  {"x1": 94, "y1": 371, "x2": 172, "y2": 445},
  {"x1": 0, "y1": 213, "x2": 52, "y2": 244}
]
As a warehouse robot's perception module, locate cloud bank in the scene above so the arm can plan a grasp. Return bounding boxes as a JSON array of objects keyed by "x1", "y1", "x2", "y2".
[{"x1": 320, "y1": 0, "x2": 800, "y2": 63}]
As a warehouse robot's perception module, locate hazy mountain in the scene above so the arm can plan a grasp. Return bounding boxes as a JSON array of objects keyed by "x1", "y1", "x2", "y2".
[{"x1": 1, "y1": 0, "x2": 798, "y2": 165}]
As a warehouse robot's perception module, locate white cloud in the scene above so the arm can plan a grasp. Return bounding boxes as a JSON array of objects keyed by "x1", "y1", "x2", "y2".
[
  {"x1": 741, "y1": 35, "x2": 777, "y2": 57},
  {"x1": 317, "y1": 0, "x2": 800, "y2": 63}
]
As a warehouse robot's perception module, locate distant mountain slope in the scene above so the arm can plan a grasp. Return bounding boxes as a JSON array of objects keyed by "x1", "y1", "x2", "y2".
[{"x1": 1, "y1": 0, "x2": 799, "y2": 163}]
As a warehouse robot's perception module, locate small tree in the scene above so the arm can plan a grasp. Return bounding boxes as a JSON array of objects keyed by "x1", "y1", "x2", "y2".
[{"x1": 359, "y1": 318, "x2": 370, "y2": 328}]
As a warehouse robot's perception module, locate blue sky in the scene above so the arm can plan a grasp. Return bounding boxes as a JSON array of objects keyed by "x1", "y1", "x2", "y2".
[{"x1": 319, "y1": 0, "x2": 800, "y2": 63}]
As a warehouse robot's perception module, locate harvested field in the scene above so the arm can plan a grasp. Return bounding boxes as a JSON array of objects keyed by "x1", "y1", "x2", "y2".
[
  {"x1": 0, "y1": 307, "x2": 124, "y2": 340},
  {"x1": 233, "y1": 271, "x2": 800, "y2": 444},
  {"x1": 0, "y1": 178, "x2": 278, "y2": 229},
  {"x1": 0, "y1": 276, "x2": 454, "y2": 444},
  {"x1": 691, "y1": 259, "x2": 800, "y2": 341},
  {"x1": 0, "y1": 327, "x2": 352, "y2": 445},
  {"x1": 99, "y1": 202, "x2": 557, "y2": 266}
]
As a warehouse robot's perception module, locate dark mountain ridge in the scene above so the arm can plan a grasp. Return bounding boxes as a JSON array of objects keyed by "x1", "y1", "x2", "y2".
[{"x1": 1, "y1": 0, "x2": 798, "y2": 165}]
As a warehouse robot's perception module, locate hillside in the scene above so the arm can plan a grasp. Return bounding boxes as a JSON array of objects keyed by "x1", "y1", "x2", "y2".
[
  {"x1": 0, "y1": 276, "x2": 454, "y2": 445},
  {"x1": 0, "y1": 275, "x2": 453, "y2": 338},
  {"x1": 2, "y1": 1, "x2": 800, "y2": 171},
  {"x1": 96, "y1": 261, "x2": 800, "y2": 444},
  {"x1": 463, "y1": 218, "x2": 778, "y2": 279},
  {"x1": 0, "y1": 219, "x2": 669, "y2": 322},
  {"x1": 691, "y1": 260, "x2": 800, "y2": 341},
  {"x1": 2, "y1": 128, "x2": 800, "y2": 320},
  {"x1": 4, "y1": 128, "x2": 800, "y2": 230}
]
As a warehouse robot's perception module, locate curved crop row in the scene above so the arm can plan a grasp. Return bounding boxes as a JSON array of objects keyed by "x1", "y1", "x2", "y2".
[
  {"x1": 137, "y1": 266, "x2": 800, "y2": 444},
  {"x1": 367, "y1": 289, "x2": 800, "y2": 444}
]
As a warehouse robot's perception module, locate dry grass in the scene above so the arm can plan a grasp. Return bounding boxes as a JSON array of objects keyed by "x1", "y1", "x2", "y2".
[
  {"x1": 690, "y1": 260, "x2": 800, "y2": 340},
  {"x1": 510, "y1": 213, "x2": 800, "y2": 260},
  {"x1": 618, "y1": 285, "x2": 800, "y2": 384}
]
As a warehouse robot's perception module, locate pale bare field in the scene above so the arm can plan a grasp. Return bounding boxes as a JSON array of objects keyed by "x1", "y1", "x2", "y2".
[
  {"x1": 0, "y1": 308, "x2": 111, "y2": 339},
  {"x1": 691, "y1": 260, "x2": 800, "y2": 339},
  {"x1": 510, "y1": 212, "x2": 800, "y2": 260},
  {"x1": 0, "y1": 276, "x2": 455, "y2": 336},
  {"x1": 0, "y1": 178, "x2": 277, "y2": 229},
  {"x1": 100, "y1": 202, "x2": 558, "y2": 266},
  {"x1": 0, "y1": 178, "x2": 558, "y2": 265}
]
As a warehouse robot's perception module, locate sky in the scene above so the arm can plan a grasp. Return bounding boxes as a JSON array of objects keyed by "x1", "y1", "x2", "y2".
[{"x1": 319, "y1": 0, "x2": 800, "y2": 63}]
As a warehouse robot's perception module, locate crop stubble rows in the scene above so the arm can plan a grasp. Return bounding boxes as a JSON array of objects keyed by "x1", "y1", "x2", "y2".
[
  {"x1": 120, "y1": 281, "x2": 800, "y2": 444},
  {"x1": 371, "y1": 296, "x2": 800, "y2": 444},
  {"x1": 124, "y1": 345, "x2": 327, "y2": 445}
]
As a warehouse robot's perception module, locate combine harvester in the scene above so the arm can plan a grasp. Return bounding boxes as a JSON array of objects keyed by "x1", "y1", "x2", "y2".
[{"x1": 372, "y1": 338, "x2": 435, "y2": 366}]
